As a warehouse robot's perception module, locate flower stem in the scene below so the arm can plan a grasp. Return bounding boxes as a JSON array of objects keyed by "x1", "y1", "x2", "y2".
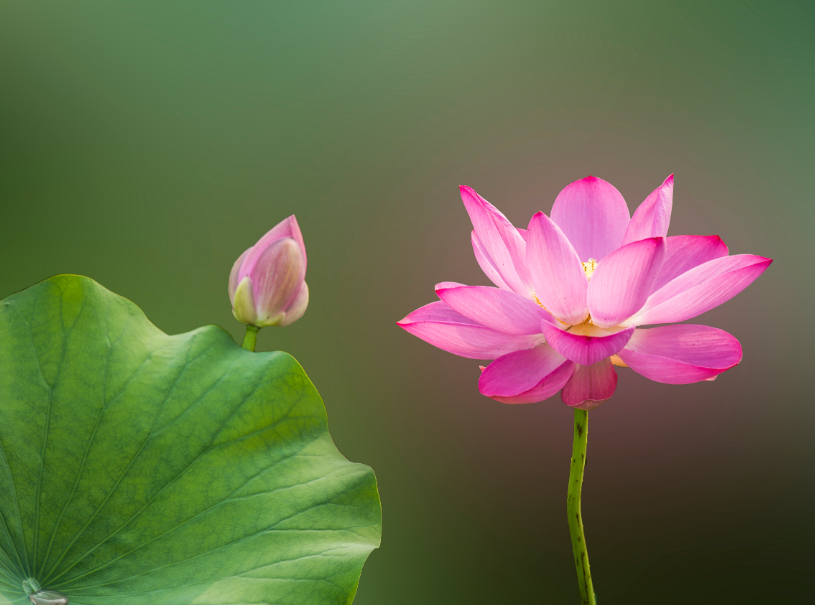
[
  {"x1": 242, "y1": 325, "x2": 259, "y2": 352},
  {"x1": 568, "y1": 408, "x2": 595, "y2": 604}
]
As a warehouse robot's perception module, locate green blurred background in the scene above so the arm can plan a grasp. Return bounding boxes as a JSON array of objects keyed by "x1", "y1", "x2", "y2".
[{"x1": 1, "y1": 1, "x2": 813, "y2": 602}]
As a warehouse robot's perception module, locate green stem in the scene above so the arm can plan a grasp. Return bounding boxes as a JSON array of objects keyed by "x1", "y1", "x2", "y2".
[
  {"x1": 568, "y1": 408, "x2": 596, "y2": 605},
  {"x1": 242, "y1": 325, "x2": 259, "y2": 352}
]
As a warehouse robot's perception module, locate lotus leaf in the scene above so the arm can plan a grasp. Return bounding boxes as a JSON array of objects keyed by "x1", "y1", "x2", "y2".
[{"x1": 0, "y1": 276, "x2": 381, "y2": 604}]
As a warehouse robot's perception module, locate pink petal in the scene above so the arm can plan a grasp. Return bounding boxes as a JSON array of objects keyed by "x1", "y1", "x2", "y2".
[
  {"x1": 621, "y1": 174, "x2": 673, "y2": 246},
  {"x1": 278, "y1": 282, "x2": 309, "y2": 327},
  {"x1": 460, "y1": 186, "x2": 529, "y2": 294},
  {"x1": 472, "y1": 231, "x2": 511, "y2": 290},
  {"x1": 436, "y1": 284, "x2": 555, "y2": 335},
  {"x1": 541, "y1": 322, "x2": 635, "y2": 366},
  {"x1": 242, "y1": 215, "x2": 307, "y2": 277},
  {"x1": 617, "y1": 325, "x2": 742, "y2": 384},
  {"x1": 398, "y1": 301, "x2": 542, "y2": 359},
  {"x1": 652, "y1": 235, "x2": 729, "y2": 293},
  {"x1": 550, "y1": 176, "x2": 630, "y2": 262},
  {"x1": 228, "y1": 248, "x2": 251, "y2": 303},
  {"x1": 526, "y1": 212, "x2": 589, "y2": 325},
  {"x1": 624, "y1": 254, "x2": 773, "y2": 326},
  {"x1": 561, "y1": 358, "x2": 617, "y2": 410},
  {"x1": 251, "y1": 238, "x2": 307, "y2": 322},
  {"x1": 436, "y1": 281, "x2": 467, "y2": 290},
  {"x1": 478, "y1": 344, "x2": 575, "y2": 404},
  {"x1": 587, "y1": 237, "x2": 666, "y2": 328}
]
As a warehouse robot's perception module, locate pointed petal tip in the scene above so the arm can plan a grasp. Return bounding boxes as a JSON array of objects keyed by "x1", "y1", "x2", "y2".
[
  {"x1": 288, "y1": 214, "x2": 302, "y2": 234},
  {"x1": 710, "y1": 235, "x2": 729, "y2": 255},
  {"x1": 750, "y1": 255, "x2": 774, "y2": 271},
  {"x1": 435, "y1": 281, "x2": 467, "y2": 293},
  {"x1": 460, "y1": 192, "x2": 530, "y2": 294},
  {"x1": 576, "y1": 174, "x2": 614, "y2": 185}
]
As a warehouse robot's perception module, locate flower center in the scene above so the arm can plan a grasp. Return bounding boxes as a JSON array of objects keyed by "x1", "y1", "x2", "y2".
[
  {"x1": 531, "y1": 259, "x2": 598, "y2": 327},
  {"x1": 582, "y1": 258, "x2": 597, "y2": 280},
  {"x1": 566, "y1": 320, "x2": 605, "y2": 336}
]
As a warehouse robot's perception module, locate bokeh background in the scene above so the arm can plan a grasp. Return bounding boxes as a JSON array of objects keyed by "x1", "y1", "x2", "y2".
[{"x1": 2, "y1": 1, "x2": 813, "y2": 603}]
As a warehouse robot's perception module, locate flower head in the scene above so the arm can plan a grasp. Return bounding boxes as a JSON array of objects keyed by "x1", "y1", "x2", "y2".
[
  {"x1": 229, "y1": 215, "x2": 309, "y2": 328},
  {"x1": 398, "y1": 175, "x2": 771, "y2": 410}
]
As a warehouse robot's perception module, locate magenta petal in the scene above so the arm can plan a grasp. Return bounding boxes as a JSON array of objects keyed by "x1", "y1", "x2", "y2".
[
  {"x1": 625, "y1": 254, "x2": 773, "y2": 326},
  {"x1": 652, "y1": 235, "x2": 729, "y2": 293},
  {"x1": 541, "y1": 322, "x2": 634, "y2": 366},
  {"x1": 561, "y1": 359, "x2": 617, "y2": 410},
  {"x1": 526, "y1": 212, "x2": 589, "y2": 325},
  {"x1": 398, "y1": 301, "x2": 541, "y2": 359},
  {"x1": 621, "y1": 174, "x2": 674, "y2": 246},
  {"x1": 472, "y1": 231, "x2": 511, "y2": 290},
  {"x1": 587, "y1": 237, "x2": 666, "y2": 328},
  {"x1": 435, "y1": 281, "x2": 467, "y2": 291},
  {"x1": 436, "y1": 284, "x2": 555, "y2": 335},
  {"x1": 617, "y1": 325, "x2": 742, "y2": 384},
  {"x1": 550, "y1": 176, "x2": 630, "y2": 262},
  {"x1": 478, "y1": 344, "x2": 575, "y2": 404},
  {"x1": 460, "y1": 186, "x2": 529, "y2": 294}
]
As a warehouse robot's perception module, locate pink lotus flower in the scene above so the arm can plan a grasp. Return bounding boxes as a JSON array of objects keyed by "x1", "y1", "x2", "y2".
[
  {"x1": 229, "y1": 215, "x2": 309, "y2": 328},
  {"x1": 398, "y1": 176, "x2": 772, "y2": 410}
]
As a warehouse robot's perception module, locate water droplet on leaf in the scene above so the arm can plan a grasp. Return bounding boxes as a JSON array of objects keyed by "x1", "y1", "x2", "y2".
[{"x1": 29, "y1": 590, "x2": 68, "y2": 605}]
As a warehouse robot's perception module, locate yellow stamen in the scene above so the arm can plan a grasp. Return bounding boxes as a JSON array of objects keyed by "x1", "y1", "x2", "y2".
[
  {"x1": 530, "y1": 291, "x2": 569, "y2": 326},
  {"x1": 610, "y1": 354, "x2": 628, "y2": 368},
  {"x1": 582, "y1": 258, "x2": 598, "y2": 281},
  {"x1": 567, "y1": 320, "x2": 611, "y2": 337}
]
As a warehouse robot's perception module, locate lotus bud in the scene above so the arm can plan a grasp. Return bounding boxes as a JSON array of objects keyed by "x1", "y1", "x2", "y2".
[{"x1": 229, "y1": 215, "x2": 309, "y2": 328}]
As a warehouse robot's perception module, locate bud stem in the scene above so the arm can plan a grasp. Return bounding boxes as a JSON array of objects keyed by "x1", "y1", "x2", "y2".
[{"x1": 242, "y1": 325, "x2": 259, "y2": 352}]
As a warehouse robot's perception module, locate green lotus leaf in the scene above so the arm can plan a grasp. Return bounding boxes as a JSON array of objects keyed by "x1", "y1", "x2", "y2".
[{"x1": 0, "y1": 276, "x2": 381, "y2": 604}]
